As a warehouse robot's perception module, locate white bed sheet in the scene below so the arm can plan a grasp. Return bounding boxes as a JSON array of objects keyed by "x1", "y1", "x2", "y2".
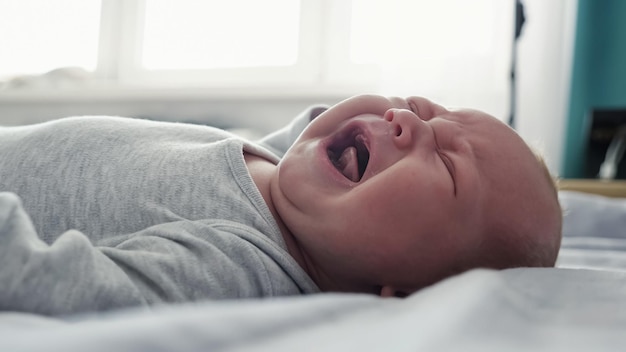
[
  {"x1": 558, "y1": 190, "x2": 626, "y2": 271},
  {"x1": 2, "y1": 267, "x2": 626, "y2": 352}
]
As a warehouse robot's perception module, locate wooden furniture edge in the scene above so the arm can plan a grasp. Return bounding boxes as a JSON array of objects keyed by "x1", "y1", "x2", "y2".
[{"x1": 559, "y1": 179, "x2": 626, "y2": 198}]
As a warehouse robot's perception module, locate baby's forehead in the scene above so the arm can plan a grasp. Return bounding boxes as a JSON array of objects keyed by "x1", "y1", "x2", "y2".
[
  {"x1": 445, "y1": 108, "x2": 501, "y2": 124},
  {"x1": 435, "y1": 110, "x2": 519, "y2": 157},
  {"x1": 460, "y1": 113, "x2": 545, "y2": 199},
  {"x1": 455, "y1": 111, "x2": 519, "y2": 143}
]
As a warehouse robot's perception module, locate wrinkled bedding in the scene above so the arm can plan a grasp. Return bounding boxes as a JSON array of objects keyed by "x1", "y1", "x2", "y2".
[
  {"x1": 558, "y1": 190, "x2": 626, "y2": 271},
  {"x1": 1, "y1": 190, "x2": 625, "y2": 352}
]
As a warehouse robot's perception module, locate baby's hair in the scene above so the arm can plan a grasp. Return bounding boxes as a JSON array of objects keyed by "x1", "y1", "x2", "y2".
[
  {"x1": 528, "y1": 148, "x2": 563, "y2": 266},
  {"x1": 531, "y1": 148, "x2": 561, "y2": 204},
  {"x1": 459, "y1": 147, "x2": 563, "y2": 274},
  {"x1": 489, "y1": 147, "x2": 562, "y2": 269}
]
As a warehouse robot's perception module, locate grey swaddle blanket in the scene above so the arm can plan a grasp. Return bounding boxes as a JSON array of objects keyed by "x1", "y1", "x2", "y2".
[{"x1": 0, "y1": 115, "x2": 321, "y2": 315}]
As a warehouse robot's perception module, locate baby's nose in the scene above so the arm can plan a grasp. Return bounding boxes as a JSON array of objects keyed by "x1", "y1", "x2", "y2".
[{"x1": 384, "y1": 108, "x2": 416, "y2": 149}]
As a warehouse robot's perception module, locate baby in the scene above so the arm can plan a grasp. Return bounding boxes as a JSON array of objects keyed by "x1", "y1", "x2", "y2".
[
  {"x1": 266, "y1": 94, "x2": 562, "y2": 297},
  {"x1": 0, "y1": 94, "x2": 562, "y2": 315}
]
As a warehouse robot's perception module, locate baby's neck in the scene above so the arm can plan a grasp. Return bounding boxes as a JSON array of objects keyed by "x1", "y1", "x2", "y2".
[
  {"x1": 244, "y1": 153, "x2": 371, "y2": 293},
  {"x1": 243, "y1": 153, "x2": 309, "y2": 271}
]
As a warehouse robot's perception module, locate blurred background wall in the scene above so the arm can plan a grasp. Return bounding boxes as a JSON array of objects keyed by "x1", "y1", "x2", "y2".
[{"x1": 563, "y1": 0, "x2": 626, "y2": 178}]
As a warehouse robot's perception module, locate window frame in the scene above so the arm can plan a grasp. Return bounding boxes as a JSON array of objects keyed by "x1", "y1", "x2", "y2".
[
  {"x1": 1, "y1": 0, "x2": 513, "y2": 104},
  {"x1": 92, "y1": 0, "x2": 376, "y2": 92}
]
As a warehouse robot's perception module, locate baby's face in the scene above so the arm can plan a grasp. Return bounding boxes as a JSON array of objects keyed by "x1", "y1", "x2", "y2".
[{"x1": 271, "y1": 95, "x2": 560, "y2": 295}]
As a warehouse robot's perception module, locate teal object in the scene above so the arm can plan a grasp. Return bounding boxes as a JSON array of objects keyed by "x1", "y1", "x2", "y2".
[{"x1": 563, "y1": 0, "x2": 626, "y2": 178}]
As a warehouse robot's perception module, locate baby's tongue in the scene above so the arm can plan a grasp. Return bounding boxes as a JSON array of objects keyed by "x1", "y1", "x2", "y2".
[{"x1": 337, "y1": 146, "x2": 359, "y2": 182}]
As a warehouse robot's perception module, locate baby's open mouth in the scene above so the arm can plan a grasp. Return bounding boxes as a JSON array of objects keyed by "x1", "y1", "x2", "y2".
[{"x1": 327, "y1": 131, "x2": 370, "y2": 182}]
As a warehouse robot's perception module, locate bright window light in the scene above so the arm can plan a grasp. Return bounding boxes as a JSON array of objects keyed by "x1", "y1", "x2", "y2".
[
  {"x1": 141, "y1": 0, "x2": 301, "y2": 70},
  {"x1": 350, "y1": 0, "x2": 496, "y2": 64},
  {"x1": 348, "y1": 0, "x2": 509, "y2": 116},
  {"x1": 0, "y1": 0, "x2": 100, "y2": 79}
]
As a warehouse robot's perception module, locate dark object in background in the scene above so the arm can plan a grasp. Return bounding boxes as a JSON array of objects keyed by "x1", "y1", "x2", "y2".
[
  {"x1": 508, "y1": 0, "x2": 526, "y2": 128},
  {"x1": 585, "y1": 109, "x2": 626, "y2": 179}
]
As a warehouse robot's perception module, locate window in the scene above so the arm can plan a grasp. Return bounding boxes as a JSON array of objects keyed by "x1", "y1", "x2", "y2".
[
  {"x1": 0, "y1": 0, "x2": 514, "y2": 116},
  {"x1": 0, "y1": 0, "x2": 101, "y2": 78},
  {"x1": 141, "y1": 0, "x2": 300, "y2": 70},
  {"x1": 351, "y1": 1, "x2": 496, "y2": 63},
  {"x1": 94, "y1": 0, "x2": 324, "y2": 88}
]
